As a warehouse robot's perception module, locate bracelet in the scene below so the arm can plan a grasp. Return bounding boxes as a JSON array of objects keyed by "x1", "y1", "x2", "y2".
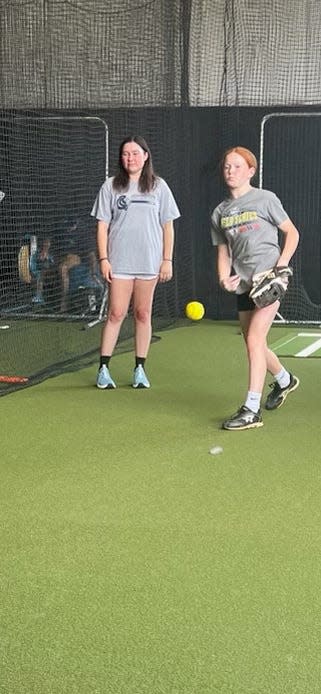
[
  {"x1": 99, "y1": 257, "x2": 108, "y2": 262},
  {"x1": 163, "y1": 258, "x2": 173, "y2": 262}
]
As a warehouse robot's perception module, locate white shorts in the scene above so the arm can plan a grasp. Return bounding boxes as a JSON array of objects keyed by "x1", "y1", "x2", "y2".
[{"x1": 112, "y1": 273, "x2": 158, "y2": 281}]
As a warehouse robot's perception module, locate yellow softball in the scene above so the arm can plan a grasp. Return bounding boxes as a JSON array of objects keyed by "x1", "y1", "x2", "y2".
[{"x1": 185, "y1": 301, "x2": 205, "y2": 321}]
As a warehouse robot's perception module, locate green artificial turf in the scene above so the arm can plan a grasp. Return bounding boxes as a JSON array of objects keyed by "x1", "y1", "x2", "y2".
[{"x1": 1, "y1": 321, "x2": 320, "y2": 694}]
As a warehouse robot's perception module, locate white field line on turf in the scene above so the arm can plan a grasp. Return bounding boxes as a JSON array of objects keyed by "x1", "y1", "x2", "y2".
[
  {"x1": 273, "y1": 335, "x2": 299, "y2": 350},
  {"x1": 298, "y1": 333, "x2": 321, "y2": 337},
  {"x1": 296, "y1": 337, "x2": 321, "y2": 357}
]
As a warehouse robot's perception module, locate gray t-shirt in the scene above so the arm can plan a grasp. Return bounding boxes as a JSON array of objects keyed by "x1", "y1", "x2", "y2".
[
  {"x1": 91, "y1": 176, "x2": 180, "y2": 274},
  {"x1": 211, "y1": 187, "x2": 289, "y2": 293}
]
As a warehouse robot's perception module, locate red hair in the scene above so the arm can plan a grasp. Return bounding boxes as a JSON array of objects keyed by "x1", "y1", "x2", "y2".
[{"x1": 222, "y1": 146, "x2": 258, "y2": 172}]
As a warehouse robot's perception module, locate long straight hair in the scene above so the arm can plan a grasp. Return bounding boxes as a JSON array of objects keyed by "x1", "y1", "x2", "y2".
[{"x1": 113, "y1": 135, "x2": 157, "y2": 193}]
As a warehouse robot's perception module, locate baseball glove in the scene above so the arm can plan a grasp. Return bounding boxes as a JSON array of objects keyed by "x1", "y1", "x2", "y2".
[{"x1": 249, "y1": 266, "x2": 293, "y2": 308}]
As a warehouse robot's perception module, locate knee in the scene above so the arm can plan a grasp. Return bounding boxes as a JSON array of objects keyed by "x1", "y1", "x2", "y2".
[
  {"x1": 108, "y1": 307, "x2": 126, "y2": 323},
  {"x1": 246, "y1": 332, "x2": 266, "y2": 356},
  {"x1": 134, "y1": 307, "x2": 151, "y2": 323}
]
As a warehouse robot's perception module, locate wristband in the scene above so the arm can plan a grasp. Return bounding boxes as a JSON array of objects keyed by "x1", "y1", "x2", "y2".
[
  {"x1": 99, "y1": 257, "x2": 108, "y2": 262},
  {"x1": 163, "y1": 258, "x2": 172, "y2": 262}
]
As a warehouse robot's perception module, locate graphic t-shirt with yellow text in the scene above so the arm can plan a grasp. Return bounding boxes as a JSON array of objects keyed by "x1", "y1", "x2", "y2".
[{"x1": 211, "y1": 187, "x2": 289, "y2": 293}]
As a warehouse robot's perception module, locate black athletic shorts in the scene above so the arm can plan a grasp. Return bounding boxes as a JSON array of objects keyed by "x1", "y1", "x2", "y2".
[{"x1": 237, "y1": 292, "x2": 256, "y2": 312}]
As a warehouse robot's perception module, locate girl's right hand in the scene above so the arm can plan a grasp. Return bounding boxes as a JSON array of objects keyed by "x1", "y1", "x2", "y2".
[
  {"x1": 220, "y1": 274, "x2": 240, "y2": 292},
  {"x1": 100, "y1": 259, "x2": 113, "y2": 283}
]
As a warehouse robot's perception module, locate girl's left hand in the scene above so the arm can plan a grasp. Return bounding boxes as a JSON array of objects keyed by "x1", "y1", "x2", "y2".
[{"x1": 159, "y1": 260, "x2": 173, "y2": 283}]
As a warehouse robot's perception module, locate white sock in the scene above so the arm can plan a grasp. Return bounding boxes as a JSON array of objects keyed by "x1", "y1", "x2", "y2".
[
  {"x1": 245, "y1": 391, "x2": 261, "y2": 413},
  {"x1": 274, "y1": 368, "x2": 290, "y2": 389}
]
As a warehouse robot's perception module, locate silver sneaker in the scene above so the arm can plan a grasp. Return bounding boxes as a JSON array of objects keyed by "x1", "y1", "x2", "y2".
[
  {"x1": 132, "y1": 365, "x2": 150, "y2": 389},
  {"x1": 96, "y1": 365, "x2": 116, "y2": 389}
]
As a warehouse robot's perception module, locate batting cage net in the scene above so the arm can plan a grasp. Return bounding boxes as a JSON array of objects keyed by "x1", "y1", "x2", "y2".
[{"x1": 1, "y1": 0, "x2": 321, "y2": 393}]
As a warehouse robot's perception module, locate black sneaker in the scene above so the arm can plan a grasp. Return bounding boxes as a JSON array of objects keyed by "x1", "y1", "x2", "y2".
[
  {"x1": 265, "y1": 373, "x2": 299, "y2": 410},
  {"x1": 222, "y1": 405, "x2": 263, "y2": 431}
]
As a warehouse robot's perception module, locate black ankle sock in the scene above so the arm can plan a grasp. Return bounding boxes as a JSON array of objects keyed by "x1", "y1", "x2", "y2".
[
  {"x1": 135, "y1": 356, "x2": 146, "y2": 368},
  {"x1": 100, "y1": 356, "x2": 111, "y2": 368}
]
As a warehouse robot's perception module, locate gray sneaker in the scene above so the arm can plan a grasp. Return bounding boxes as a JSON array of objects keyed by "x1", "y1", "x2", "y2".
[
  {"x1": 265, "y1": 373, "x2": 299, "y2": 410},
  {"x1": 222, "y1": 405, "x2": 263, "y2": 431},
  {"x1": 96, "y1": 365, "x2": 116, "y2": 389}
]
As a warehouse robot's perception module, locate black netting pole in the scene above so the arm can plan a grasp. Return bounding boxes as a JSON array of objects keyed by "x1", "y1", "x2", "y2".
[{"x1": 180, "y1": 0, "x2": 192, "y2": 106}]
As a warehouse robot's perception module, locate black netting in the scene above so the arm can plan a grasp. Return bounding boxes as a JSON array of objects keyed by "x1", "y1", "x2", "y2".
[
  {"x1": 2, "y1": 0, "x2": 321, "y2": 109},
  {"x1": 189, "y1": 0, "x2": 321, "y2": 106},
  {"x1": 260, "y1": 113, "x2": 321, "y2": 322},
  {"x1": 0, "y1": 0, "x2": 183, "y2": 109}
]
